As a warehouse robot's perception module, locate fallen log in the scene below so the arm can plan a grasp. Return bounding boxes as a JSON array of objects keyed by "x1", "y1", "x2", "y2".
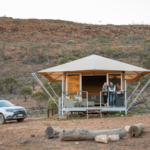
[
  {"x1": 95, "y1": 134, "x2": 108, "y2": 143},
  {"x1": 45, "y1": 127, "x2": 62, "y2": 138},
  {"x1": 124, "y1": 126, "x2": 131, "y2": 133},
  {"x1": 60, "y1": 128, "x2": 127, "y2": 141},
  {"x1": 129, "y1": 123, "x2": 145, "y2": 137}
]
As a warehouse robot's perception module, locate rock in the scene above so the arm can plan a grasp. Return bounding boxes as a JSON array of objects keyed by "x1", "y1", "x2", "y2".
[
  {"x1": 21, "y1": 140, "x2": 29, "y2": 144},
  {"x1": 75, "y1": 142, "x2": 79, "y2": 145},
  {"x1": 59, "y1": 116, "x2": 67, "y2": 120},
  {"x1": 95, "y1": 134, "x2": 109, "y2": 143}
]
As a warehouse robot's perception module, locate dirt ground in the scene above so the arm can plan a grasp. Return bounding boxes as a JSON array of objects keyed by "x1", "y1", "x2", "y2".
[{"x1": 0, "y1": 114, "x2": 150, "y2": 150}]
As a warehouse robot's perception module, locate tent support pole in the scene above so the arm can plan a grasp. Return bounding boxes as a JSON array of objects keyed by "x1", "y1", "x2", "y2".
[
  {"x1": 31, "y1": 72, "x2": 61, "y2": 112},
  {"x1": 127, "y1": 79, "x2": 150, "y2": 111},
  {"x1": 127, "y1": 82, "x2": 141, "y2": 102},
  {"x1": 125, "y1": 72, "x2": 127, "y2": 115},
  {"x1": 48, "y1": 82, "x2": 59, "y2": 99},
  {"x1": 62, "y1": 72, "x2": 65, "y2": 115}
]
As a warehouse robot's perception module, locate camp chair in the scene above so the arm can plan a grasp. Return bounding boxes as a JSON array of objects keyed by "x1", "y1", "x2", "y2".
[
  {"x1": 74, "y1": 94, "x2": 94, "y2": 107},
  {"x1": 63, "y1": 94, "x2": 78, "y2": 107}
]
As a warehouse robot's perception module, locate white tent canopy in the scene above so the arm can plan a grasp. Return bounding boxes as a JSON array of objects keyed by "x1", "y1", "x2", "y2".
[{"x1": 38, "y1": 55, "x2": 150, "y2": 81}]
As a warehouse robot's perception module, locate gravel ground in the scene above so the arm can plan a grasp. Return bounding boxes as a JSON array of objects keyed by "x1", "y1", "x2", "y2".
[{"x1": 0, "y1": 114, "x2": 150, "y2": 150}]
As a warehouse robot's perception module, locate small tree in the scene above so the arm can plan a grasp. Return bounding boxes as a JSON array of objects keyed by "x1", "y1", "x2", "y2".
[
  {"x1": 20, "y1": 86, "x2": 32, "y2": 102},
  {"x1": 3, "y1": 76, "x2": 23, "y2": 94},
  {"x1": 29, "y1": 78, "x2": 38, "y2": 91}
]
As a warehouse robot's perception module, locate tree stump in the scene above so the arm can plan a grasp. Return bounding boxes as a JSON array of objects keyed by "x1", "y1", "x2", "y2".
[
  {"x1": 129, "y1": 123, "x2": 145, "y2": 137},
  {"x1": 95, "y1": 134, "x2": 108, "y2": 143},
  {"x1": 60, "y1": 127, "x2": 127, "y2": 141},
  {"x1": 45, "y1": 127, "x2": 61, "y2": 138},
  {"x1": 124, "y1": 126, "x2": 131, "y2": 133}
]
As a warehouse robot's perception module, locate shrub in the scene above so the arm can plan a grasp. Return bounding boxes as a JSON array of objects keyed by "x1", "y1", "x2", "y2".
[
  {"x1": 16, "y1": 50, "x2": 22, "y2": 54},
  {"x1": 31, "y1": 91, "x2": 48, "y2": 101},
  {"x1": 31, "y1": 56, "x2": 39, "y2": 63},
  {"x1": 70, "y1": 49, "x2": 80, "y2": 57},
  {"x1": 99, "y1": 34, "x2": 110, "y2": 43},
  {"x1": 4, "y1": 52, "x2": 12, "y2": 60},
  {"x1": 23, "y1": 56, "x2": 30, "y2": 64},
  {"x1": 47, "y1": 98, "x2": 58, "y2": 110},
  {"x1": 92, "y1": 39, "x2": 98, "y2": 46},
  {"x1": 69, "y1": 56, "x2": 76, "y2": 61},
  {"x1": 20, "y1": 42, "x2": 24, "y2": 48},
  {"x1": 67, "y1": 40, "x2": 76, "y2": 45},
  {"x1": 19, "y1": 52, "x2": 26, "y2": 58},
  {"x1": 144, "y1": 102, "x2": 148, "y2": 105},
  {"x1": 59, "y1": 56, "x2": 68, "y2": 64},
  {"x1": 11, "y1": 48, "x2": 16, "y2": 51}
]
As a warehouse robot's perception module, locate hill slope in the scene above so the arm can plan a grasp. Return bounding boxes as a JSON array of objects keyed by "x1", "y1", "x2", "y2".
[{"x1": 0, "y1": 17, "x2": 150, "y2": 84}]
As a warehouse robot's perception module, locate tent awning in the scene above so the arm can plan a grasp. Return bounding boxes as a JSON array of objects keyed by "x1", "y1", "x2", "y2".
[{"x1": 37, "y1": 55, "x2": 150, "y2": 82}]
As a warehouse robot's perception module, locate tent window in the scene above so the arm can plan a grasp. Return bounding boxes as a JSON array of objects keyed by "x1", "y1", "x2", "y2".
[{"x1": 108, "y1": 74, "x2": 122, "y2": 91}]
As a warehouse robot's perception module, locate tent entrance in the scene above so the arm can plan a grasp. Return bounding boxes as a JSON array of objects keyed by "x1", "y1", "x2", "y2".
[{"x1": 82, "y1": 75, "x2": 106, "y2": 106}]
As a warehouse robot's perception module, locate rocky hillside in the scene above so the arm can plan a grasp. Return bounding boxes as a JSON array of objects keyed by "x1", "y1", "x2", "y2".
[{"x1": 0, "y1": 17, "x2": 150, "y2": 85}]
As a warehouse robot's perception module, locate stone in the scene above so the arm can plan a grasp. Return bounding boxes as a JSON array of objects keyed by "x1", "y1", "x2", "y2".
[
  {"x1": 75, "y1": 142, "x2": 79, "y2": 145},
  {"x1": 59, "y1": 116, "x2": 68, "y2": 119}
]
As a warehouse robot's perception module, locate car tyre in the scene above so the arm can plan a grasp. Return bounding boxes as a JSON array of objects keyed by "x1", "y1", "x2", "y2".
[
  {"x1": 0, "y1": 114, "x2": 6, "y2": 124},
  {"x1": 17, "y1": 118, "x2": 24, "y2": 122}
]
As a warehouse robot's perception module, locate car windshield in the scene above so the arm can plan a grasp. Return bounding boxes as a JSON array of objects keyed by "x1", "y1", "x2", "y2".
[{"x1": 0, "y1": 101, "x2": 14, "y2": 107}]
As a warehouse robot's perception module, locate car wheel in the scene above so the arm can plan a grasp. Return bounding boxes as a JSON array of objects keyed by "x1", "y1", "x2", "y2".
[
  {"x1": 0, "y1": 114, "x2": 6, "y2": 124},
  {"x1": 17, "y1": 118, "x2": 24, "y2": 122}
]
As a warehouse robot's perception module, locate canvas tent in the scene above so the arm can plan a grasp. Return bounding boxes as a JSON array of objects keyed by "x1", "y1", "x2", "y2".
[
  {"x1": 38, "y1": 55, "x2": 150, "y2": 82},
  {"x1": 33, "y1": 54, "x2": 150, "y2": 115}
]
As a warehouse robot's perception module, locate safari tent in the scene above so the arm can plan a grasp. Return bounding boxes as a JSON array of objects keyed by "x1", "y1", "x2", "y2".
[{"x1": 32, "y1": 55, "x2": 150, "y2": 115}]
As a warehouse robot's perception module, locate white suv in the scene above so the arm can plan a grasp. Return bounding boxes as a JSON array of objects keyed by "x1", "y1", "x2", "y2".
[{"x1": 0, "y1": 100, "x2": 27, "y2": 124}]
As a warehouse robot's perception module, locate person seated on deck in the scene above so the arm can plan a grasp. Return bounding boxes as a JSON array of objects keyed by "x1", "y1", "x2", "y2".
[
  {"x1": 102, "y1": 82, "x2": 108, "y2": 106},
  {"x1": 109, "y1": 82, "x2": 116, "y2": 107}
]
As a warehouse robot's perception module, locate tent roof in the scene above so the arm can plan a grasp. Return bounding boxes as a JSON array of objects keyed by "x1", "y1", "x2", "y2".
[{"x1": 37, "y1": 55, "x2": 150, "y2": 81}]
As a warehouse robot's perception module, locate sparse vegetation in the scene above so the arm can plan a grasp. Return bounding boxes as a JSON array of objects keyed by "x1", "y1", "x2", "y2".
[{"x1": 20, "y1": 86, "x2": 32, "y2": 102}]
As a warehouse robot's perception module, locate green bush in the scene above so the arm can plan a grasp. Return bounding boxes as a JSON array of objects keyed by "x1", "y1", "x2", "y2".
[
  {"x1": 19, "y1": 52, "x2": 26, "y2": 58},
  {"x1": 31, "y1": 91, "x2": 48, "y2": 101},
  {"x1": 59, "y1": 56, "x2": 68, "y2": 64},
  {"x1": 23, "y1": 56, "x2": 30, "y2": 64},
  {"x1": 31, "y1": 56, "x2": 39, "y2": 63},
  {"x1": 20, "y1": 42, "x2": 24, "y2": 48},
  {"x1": 67, "y1": 40, "x2": 76, "y2": 45},
  {"x1": 16, "y1": 50, "x2": 22, "y2": 54},
  {"x1": 69, "y1": 56, "x2": 76, "y2": 61},
  {"x1": 99, "y1": 34, "x2": 110, "y2": 43},
  {"x1": 144, "y1": 102, "x2": 148, "y2": 105},
  {"x1": 47, "y1": 98, "x2": 58, "y2": 112},
  {"x1": 4, "y1": 52, "x2": 12, "y2": 60}
]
